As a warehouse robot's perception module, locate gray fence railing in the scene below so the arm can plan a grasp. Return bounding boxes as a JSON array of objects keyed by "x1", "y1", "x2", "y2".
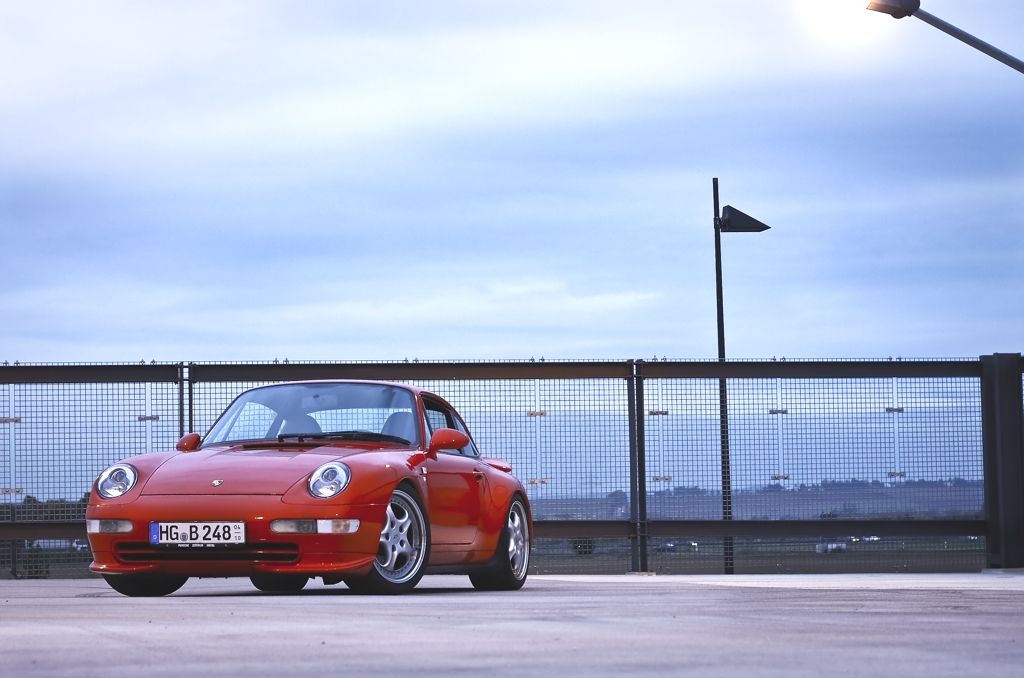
[{"x1": 1, "y1": 354, "x2": 1021, "y2": 577}]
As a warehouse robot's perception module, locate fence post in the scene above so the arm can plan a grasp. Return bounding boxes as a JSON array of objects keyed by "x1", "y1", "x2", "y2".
[
  {"x1": 719, "y1": 372, "x2": 734, "y2": 574},
  {"x1": 177, "y1": 363, "x2": 185, "y2": 439},
  {"x1": 187, "y1": 363, "x2": 195, "y2": 435},
  {"x1": 981, "y1": 353, "x2": 1024, "y2": 568},
  {"x1": 635, "y1": 360, "x2": 648, "y2": 572},
  {"x1": 627, "y1": 360, "x2": 639, "y2": 572}
]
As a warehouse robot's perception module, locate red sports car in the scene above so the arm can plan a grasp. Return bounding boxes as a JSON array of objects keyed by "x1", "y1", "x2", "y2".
[{"x1": 86, "y1": 380, "x2": 532, "y2": 596}]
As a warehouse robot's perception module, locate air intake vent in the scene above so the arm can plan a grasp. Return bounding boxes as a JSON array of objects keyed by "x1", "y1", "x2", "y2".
[{"x1": 114, "y1": 542, "x2": 299, "y2": 563}]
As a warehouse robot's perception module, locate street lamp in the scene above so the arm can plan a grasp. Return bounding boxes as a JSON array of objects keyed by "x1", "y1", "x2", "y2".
[
  {"x1": 712, "y1": 177, "x2": 770, "y2": 574},
  {"x1": 867, "y1": 0, "x2": 1024, "y2": 75}
]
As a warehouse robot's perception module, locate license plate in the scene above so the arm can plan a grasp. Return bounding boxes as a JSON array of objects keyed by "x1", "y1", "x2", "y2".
[{"x1": 149, "y1": 522, "x2": 245, "y2": 546}]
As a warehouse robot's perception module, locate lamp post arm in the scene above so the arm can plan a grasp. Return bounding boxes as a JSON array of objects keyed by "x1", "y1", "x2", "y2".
[{"x1": 914, "y1": 9, "x2": 1024, "y2": 75}]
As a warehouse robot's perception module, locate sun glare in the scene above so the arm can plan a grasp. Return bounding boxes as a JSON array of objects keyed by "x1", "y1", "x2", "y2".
[{"x1": 791, "y1": 0, "x2": 896, "y2": 49}]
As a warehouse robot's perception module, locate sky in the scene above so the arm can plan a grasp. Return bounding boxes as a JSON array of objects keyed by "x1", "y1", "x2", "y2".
[{"x1": 1, "y1": 0, "x2": 1022, "y2": 363}]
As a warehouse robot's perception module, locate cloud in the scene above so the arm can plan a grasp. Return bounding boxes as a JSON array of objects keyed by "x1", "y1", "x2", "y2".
[{"x1": 1, "y1": 0, "x2": 1022, "y2": 362}]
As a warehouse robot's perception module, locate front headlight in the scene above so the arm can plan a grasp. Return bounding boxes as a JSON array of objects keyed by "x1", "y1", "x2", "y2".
[
  {"x1": 308, "y1": 462, "x2": 350, "y2": 499},
  {"x1": 96, "y1": 464, "x2": 138, "y2": 499}
]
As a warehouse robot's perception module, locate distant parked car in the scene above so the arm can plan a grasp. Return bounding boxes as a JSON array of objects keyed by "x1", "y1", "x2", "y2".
[
  {"x1": 86, "y1": 381, "x2": 532, "y2": 596},
  {"x1": 653, "y1": 541, "x2": 698, "y2": 553}
]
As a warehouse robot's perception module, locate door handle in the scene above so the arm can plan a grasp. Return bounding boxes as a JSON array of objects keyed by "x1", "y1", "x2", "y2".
[{"x1": 472, "y1": 469, "x2": 485, "y2": 479}]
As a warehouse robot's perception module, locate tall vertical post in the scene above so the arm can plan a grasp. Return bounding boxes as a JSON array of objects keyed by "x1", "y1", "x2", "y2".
[
  {"x1": 187, "y1": 364, "x2": 195, "y2": 435},
  {"x1": 534, "y1": 379, "x2": 544, "y2": 489},
  {"x1": 635, "y1": 360, "x2": 648, "y2": 573},
  {"x1": 627, "y1": 361, "x2": 640, "y2": 572},
  {"x1": 713, "y1": 177, "x2": 734, "y2": 574},
  {"x1": 177, "y1": 364, "x2": 185, "y2": 439},
  {"x1": 144, "y1": 382, "x2": 153, "y2": 454},
  {"x1": 981, "y1": 353, "x2": 1024, "y2": 568}
]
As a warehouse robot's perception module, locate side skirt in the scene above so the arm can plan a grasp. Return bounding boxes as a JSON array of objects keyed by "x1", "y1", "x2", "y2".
[{"x1": 423, "y1": 527, "x2": 508, "y2": 575}]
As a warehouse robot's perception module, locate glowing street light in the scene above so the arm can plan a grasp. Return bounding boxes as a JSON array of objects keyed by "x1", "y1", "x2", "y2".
[{"x1": 867, "y1": 1, "x2": 1024, "y2": 75}]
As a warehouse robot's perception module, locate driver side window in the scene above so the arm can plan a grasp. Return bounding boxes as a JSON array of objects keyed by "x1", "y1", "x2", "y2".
[
  {"x1": 423, "y1": 399, "x2": 477, "y2": 457},
  {"x1": 452, "y1": 416, "x2": 480, "y2": 458},
  {"x1": 425, "y1": 407, "x2": 451, "y2": 433}
]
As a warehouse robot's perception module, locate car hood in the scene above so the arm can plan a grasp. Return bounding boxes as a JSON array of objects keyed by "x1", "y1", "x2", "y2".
[{"x1": 140, "y1": 445, "x2": 359, "y2": 496}]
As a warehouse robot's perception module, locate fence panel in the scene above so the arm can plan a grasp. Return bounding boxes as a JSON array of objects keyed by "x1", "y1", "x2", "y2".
[
  {"x1": 1, "y1": 379, "x2": 181, "y2": 522},
  {"x1": 643, "y1": 378, "x2": 723, "y2": 520},
  {"x1": 432, "y1": 378, "x2": 631, "y2": 520},
  {"x1": 0, "y1": 358, "x2": 1006, "y2": 577}
]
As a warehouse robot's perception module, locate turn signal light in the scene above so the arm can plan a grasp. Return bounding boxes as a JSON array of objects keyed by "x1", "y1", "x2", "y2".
[
  {"x1": 316, "y1": 519, "x2": 360, "y2": 534},
  {"x1": 86, "y1": 519, "x2": 133, "y2": 534},
  {"x1": 270, "y1": 519, "x2": 360, "y2": 534}
]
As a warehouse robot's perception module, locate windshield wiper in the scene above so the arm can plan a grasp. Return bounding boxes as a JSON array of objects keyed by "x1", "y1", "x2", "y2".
[
  {"x1": 322, "y1": 430, "x2": 412, "y2": 445},
  {"x1": 276, "y1": 431, "x2": 412, "y2": 445}
]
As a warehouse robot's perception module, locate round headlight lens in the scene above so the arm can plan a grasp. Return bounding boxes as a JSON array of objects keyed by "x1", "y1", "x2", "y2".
[
  {"x1": 96, "y1": 464, "x2": 138, "y2": 499},
  {"x1": 308, "y1": 462, "x2": 350, "y2": 499}
]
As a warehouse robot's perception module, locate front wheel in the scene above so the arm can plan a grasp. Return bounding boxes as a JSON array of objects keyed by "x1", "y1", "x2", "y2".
[
  {"x1": 344, "y1": 487, "x2": 429, "y2": 595},
  {"x1": 103, "y1": 574, "x2": 188, "y2": 597},
  {"x1": 470, "y1": 498, "x2": 530, "y2": 591}
]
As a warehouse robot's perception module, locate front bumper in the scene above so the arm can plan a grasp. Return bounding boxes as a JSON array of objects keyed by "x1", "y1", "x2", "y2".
[{"x1": 87, "y1": 495, "x2": 383, "y2": 577}]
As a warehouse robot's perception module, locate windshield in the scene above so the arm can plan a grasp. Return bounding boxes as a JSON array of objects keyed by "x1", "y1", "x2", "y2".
[{"x1": 203, "y1": 382, "x2": 420, "y2": 446}]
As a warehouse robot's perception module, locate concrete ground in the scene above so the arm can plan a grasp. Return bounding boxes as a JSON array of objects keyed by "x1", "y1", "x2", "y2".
[{"x1": 2, "y1": 573, "x2": 1024, "y2": 677}]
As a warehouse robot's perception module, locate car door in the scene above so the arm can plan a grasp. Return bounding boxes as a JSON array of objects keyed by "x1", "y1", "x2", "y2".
[{"x1": 423, "y1": 399, "x2": 482, "y2": 546}]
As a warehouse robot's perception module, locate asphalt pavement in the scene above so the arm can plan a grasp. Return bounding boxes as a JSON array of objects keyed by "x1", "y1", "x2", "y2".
[{"x1": 2, "y1": 572, "x2": 1024, "y2": 677}]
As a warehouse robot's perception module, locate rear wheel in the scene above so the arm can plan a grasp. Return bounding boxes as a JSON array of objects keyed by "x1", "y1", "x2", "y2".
[
  {"x1": 470, "y1": 498, "x2": 530, "y2": 591},
  {"x1": 103, "y1": 574, "x2": 188, "y2": 597},
  {"x1": 344, "y1": 487, "x2": 429, "y2": 595},
  {"x1": 249, "y1": 574, "x2": 309, "y2": 593}
]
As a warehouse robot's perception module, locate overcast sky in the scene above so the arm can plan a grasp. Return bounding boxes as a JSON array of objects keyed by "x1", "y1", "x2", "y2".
[{"x1": 1, "y1": 0, "x2": 1021, "y2": 363}]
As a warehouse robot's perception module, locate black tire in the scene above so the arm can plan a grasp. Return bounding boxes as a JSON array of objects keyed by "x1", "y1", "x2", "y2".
[
  {"x1": 249, "y1": 574, "x2": 309, "y2": 593},
  {"x1": 103, "y1": 574, "x2": 188, "y2": 597},
  {"x1": 344, "y1": 486, "x2": 429, "y2": 595},
  {"x1": 470, "y1": 498, "x2": 530, "y2": 591}
]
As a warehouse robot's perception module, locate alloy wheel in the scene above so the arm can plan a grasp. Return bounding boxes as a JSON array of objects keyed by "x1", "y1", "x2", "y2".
[
  {"x1": 507, "y1": 500, "x2": 530, "y2": 580},
  {"x1": 375, "y1": 489, "x2": 427, "y2": 584}
]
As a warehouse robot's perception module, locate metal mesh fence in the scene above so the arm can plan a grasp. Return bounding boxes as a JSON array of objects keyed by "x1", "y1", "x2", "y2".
[
  {"x1": 529, "y1": 537, "x2": 632, "y2": 574},
  {"x1": 644, "y1": 377, "x2": 983, "y2": 522},
  {"x1": 0, "y1": 360, "x2": 1001, "y2": 577},
  {"x1": 0, "y1": 540, "x2": 96, "y2": 580},
  {"x1": 190, "y1": 380, "x2": 276, "y2": 435},
  {"x1": 2, "y1": 381, "x2": 181, "y2": 519},
  {"x1": 645, "y1": 378, "x2": 723, "y2": 520},
  {"x1": 1, "y1": 385, "x2": 11, "y2": 519},
  {"x1": 409, "y1": 379, "x2": 632, "y2": 520},
  {"x1": 190, "y1": 377, "x2": 633, "y2": 521}
]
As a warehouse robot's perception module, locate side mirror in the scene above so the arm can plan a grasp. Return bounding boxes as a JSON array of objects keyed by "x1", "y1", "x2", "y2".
[
  {"x1": 427, "y1": 428, "x2": 470, "y2": 459},
  {"x1": 176, "y1": 433, "x2": 202, "y2": 452}
]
